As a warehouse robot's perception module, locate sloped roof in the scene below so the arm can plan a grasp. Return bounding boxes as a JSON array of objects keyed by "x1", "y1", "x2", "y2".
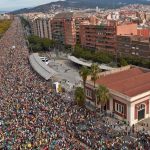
[{"x1": 96, "y1": 68, "x2": 150, "y2": 97}]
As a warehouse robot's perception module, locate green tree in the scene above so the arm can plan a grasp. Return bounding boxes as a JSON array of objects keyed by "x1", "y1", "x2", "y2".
[
  {"x1": 50, "y1": 39, "x2": 56, "y2": 48},
  {"x1": 91, "y1": 63, "x2": 100, "y2": 88},
  {"x1": 31, "y1": 44, "x2": 42, "y2": 52},
  {"x1": 72, "y1": 45, "x2": 114, "y2": 64},
  {"x1": 119, "y1": 58, "x2": 128, "y2": 67},
  {"x1": 42, "y1": 38, "x2": 52, "y2": 50},
  {"x1": 79, "y1": 66, "x2": 90, "y2": 92},
  {"x1": 20, "y1": 17, "x2": 30, "y2": 28},
  {"x1": 74, "y1": 87, "x2": 85, "y2": 106},
  {"x1": 28, "y1": 35, "x2": 57, "y2": 52},
  {"x1": 28, "y1": 35, "x2": 41, "y2": 45},
  {"x1": 142, "y1": 60, "x2": 150, "y2": 69},
  {"x1": 96, "y1": 85, "x2": 110, "y2": 109}
]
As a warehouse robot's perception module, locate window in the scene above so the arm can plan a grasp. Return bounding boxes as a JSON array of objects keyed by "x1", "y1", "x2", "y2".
[
  {"x1": 115, "y1": 103, "x2": 124, "y2": 114},
  {"x1": 138, "y1": 104, "x2": 145, "y2": 111},
  {"x1": 86, "y1": 89, "x2": 92, "y2": 98}
]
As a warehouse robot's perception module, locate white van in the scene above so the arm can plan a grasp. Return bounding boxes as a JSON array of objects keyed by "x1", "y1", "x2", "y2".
[{"x1": 40, "y1": 57, "x2": 49, "y2": 65}]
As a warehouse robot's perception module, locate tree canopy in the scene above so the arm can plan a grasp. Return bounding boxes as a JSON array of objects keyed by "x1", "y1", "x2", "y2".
[
  {"x1": 96, "y1": 85, "x2": 110, "y2": 106},
  {"x1": 79, "y1": 66, "x2": 90, "y2": 91},
  {"x1": 28, "y1": 35, "x2": 55, "y2": 52},
  {"x1": 72, "y1": 45, "x2": 114, "y2": 64},
  {"x1": 91, "y1": 63, "x2": 100, "y2": 88},
  {"x1": 74, "y1": 87, "x2": 85, "y2": 107},
  {"x1": 72, "y1": 44, "x2": 150, "y2": 69}
]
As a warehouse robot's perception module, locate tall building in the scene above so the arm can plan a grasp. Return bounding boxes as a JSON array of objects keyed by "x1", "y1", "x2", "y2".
[
  {"x1": 117, "y1": 35, "x2": 150, "y2": 59},
  {"x1": 30, "y1": 17, "x2": 52, "y2": 39},
  {"x1": 117, "y1": 23, "x2": 138, "y2": 36},
  {"x1": 137, "y1": 27, "x2": 150, "y2": 38},
  {"x1": 51, "y1": 12, "x2": 90, "y2": 47},
  {"x1": 80, "y1": 23, "x2": 116, "y2": 53}
]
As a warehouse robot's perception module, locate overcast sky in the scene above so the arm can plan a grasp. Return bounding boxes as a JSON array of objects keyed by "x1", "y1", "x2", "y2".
[{"x1": 0, "y1": 0, "x2": 59, "y2": 11}]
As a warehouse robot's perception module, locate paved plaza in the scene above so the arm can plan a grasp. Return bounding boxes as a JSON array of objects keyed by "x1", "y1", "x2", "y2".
[
  {"x1": 39, "y1": 52, "x2": 82, "y2": 90},
  {"x1": 48, "y1": 59, "x2": 81, "y2": 84}
]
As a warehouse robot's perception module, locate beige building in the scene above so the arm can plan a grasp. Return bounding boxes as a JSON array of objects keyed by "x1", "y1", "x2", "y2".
[
  {"x1": 86, "y1": 66, "x2": 150, "y2": 126},
  {"x1": 30, "y1": 17, "x2": 53, "y2": 40}
]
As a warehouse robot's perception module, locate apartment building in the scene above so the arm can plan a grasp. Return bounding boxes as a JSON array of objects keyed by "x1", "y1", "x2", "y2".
[
  {"x1": 80, "y1": 24, "x2": 116, "y2": 53},
  {"x1": 117, "y1": 23, "x2": 138, "y2": 36},
  {"x1": 30, "y1": 17, "x2": 52, "y2": 39},
  {"x1": 51, "y1": 12, "x2": 77, "y2": 46},
  {"x1": 117, "y1": 35, "x2": 150, "y2": 59},
  {"x1": 51, "y1": 12, "x2": 90, "y2": 46},
  {"x1": 137, "y1": 27, "x2": 150, "y2": 38}
]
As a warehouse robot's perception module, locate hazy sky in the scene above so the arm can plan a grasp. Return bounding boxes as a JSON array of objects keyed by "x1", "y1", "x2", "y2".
[{"x1": 0, "y1": 0, "x2": 58, "y2": 11}]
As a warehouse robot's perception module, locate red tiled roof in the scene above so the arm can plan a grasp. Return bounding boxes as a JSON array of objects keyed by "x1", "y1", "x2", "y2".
[{"x1": 96, "y1": 68, "x2": 150, "y2": 97}]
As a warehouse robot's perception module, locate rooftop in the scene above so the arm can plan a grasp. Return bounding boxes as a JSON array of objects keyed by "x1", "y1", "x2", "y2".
[
  {"x1": 53, "y1": 12, "x2": 88, "y2": 19},
  {"x1": 95, "y1": 67, "x2": 150, "y2": 97}
]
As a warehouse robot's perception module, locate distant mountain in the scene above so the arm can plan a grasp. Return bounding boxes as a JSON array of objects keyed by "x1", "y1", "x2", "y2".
[
  {"x1": 11, "y1": 0, "x2": 150, "y2": 14},
  {"x1": 0, "y1": 11, "x2": 9, "y2": 14}
]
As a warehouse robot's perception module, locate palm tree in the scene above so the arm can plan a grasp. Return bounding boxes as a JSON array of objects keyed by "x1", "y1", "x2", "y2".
[
  {"x1": 79, "y1": 66, "x2": 90, "y2": 92},
  {"x1": 74, "y1": 87, "x2": 85, "y2": 106},
  {"x1": 96, "y1": 85, "x2": 110, "y2": 110},
  {"x1": 91, "y1": 63, "x2": 100, "y2": 88}
]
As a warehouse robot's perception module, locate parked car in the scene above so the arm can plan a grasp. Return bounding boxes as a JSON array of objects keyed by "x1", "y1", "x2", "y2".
[{"x1": 40, "y1": 57, "x2": 49, "y2": 65}]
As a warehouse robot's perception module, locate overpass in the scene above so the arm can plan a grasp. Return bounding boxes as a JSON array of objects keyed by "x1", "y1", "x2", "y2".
[
  {"x1": 29, "y1": 53, "x2": 57, "y2": 80},
  {"x1": 68, "y1": 55, "x2": 115, "y2": 71}
]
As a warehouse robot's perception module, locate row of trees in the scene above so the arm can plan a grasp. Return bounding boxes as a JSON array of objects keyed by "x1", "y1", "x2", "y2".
[
  {"x1": 28, "y1": 35, "x2": 56, "y2": 52},
  {"x1": 73, "y1": 44, "x2": 114, "y2": 64},
  {"x1": 118, "y1": 56, "x2": 150, "y2": 69},
  {"x1": 72, "y1": 45, "x2": 150, "y2": 69},
  {"x1": 75, "y1": 64, "x2": 110, "y2": 109},
  {"x1": 20, "y1": 17, "x2": 30, "y2": 29}
]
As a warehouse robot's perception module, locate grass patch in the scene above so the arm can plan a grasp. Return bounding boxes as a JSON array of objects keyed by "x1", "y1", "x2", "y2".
[{"x1": 0, "y1": 20, "x2": 12, "y2": 37}]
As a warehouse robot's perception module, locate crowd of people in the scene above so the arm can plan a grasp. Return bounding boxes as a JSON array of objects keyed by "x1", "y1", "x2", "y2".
[{"x1": 0, "y1": 18, "x2": 150, "y2": 149}]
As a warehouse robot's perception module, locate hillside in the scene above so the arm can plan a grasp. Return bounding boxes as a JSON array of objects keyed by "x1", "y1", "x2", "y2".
[{"x1": 12, "y1": 0, "x2": 150, "y2": 14}]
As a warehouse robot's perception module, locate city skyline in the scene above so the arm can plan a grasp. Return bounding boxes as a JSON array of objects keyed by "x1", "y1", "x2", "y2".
[{"x1": 0, "y1": 0, "x2": 58, "y2": 11}]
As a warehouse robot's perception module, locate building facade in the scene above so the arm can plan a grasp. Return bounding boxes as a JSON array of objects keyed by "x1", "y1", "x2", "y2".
[
  {"x1": 137, "y1": 27, "x2": 150, "y2": 38},
  {"x1": 117, "y1": 35, "x2": 150, "y2": 59},
  {"x1": 51, "y1": 12, "x2": 78, "y2": 46},
  {"x1": 30, "y1": 17, "x2": 52, "y2": 40},
  {"x1": 117, "y1": 23, "x2": 138, "y2": 36},
  {"x1": 85, "y1": 66, "x2": 150, "y2": 126},
  {"x1": 80, "y1": 24, "x2": 116, "y2": 53},
  {"x1": 51, "y1": 12, "x2": 91, "y2": 47}
]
